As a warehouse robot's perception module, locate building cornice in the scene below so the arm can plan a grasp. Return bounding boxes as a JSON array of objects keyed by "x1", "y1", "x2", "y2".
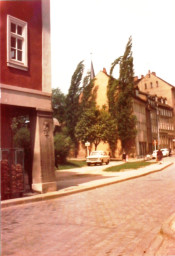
[
  {"x1": 0, "y1": 83, "x2": 51, "y2": 97},
  {"x1": 0, "y1": 83, "x2": 52, "y2": 110}
]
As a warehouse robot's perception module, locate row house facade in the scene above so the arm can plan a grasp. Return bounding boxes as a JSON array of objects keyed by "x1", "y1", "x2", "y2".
[
  {"x1": 133, "y1": 90, "x2": 174, "y2": 157},
  {"x1": 78, "y1": 69, "x2": 175, "y2": 158},
  {"x1": 135, "y1": 71, "x2": 175, "y2": 152},
  {"x1": 0, "y1": 0, "x2": 57, "y2": 196}
]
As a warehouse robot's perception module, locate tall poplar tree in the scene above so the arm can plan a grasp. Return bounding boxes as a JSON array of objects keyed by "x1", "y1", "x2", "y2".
[
  {"x1": 117, "y1": 37, "x2": 137, "y2": 151},
  {"x1": 52, "y1": 88, "x2": 66, "y2": 124},
  {"x1": 108, "y1": 37, "x2": 137, "y2": 152},
  {"x1": 65, "y1": 60, "x2": 84, "y2": 155}
]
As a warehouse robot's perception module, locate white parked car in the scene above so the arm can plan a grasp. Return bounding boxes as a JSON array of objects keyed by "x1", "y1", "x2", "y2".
[
  {"x1": 86, "y1": 151, "x2": 110, "y2": 166},
  {"x1": 152, "y1": 148, "x2": 169, "y2": 159},
  {"x1": 152, "y1": 150, "x2": 158, "y2": 159},
  {"x1": 161, "y1": 148, "x2": 169, "y2": 157}
]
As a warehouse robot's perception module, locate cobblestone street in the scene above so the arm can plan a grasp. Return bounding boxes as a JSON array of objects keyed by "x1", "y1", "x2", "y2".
[{"x1": 1, "y1": 163, "x2": 175, "y2": 256}]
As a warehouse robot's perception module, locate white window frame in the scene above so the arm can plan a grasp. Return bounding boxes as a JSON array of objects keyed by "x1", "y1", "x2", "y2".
[{"x1": 7, "y1": 15, "x2": 28, "y2": 71}]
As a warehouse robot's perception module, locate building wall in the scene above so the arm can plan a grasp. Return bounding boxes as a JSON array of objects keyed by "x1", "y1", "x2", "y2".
[
  {"x1": 158, "y1": 107, "x2": 174, "y2": 149},
  {"x1": 0, "y1": 0, "x2": 42, "y2": 91},
  {"x1": 137, "y1": 72, "x2": 175, "y2": 111},
  {"x1": 137, "y1": 71, "x2": 175, "y2": 150},
  {"x1": 0, "y1": 0, "x2": 57, "y2": 193},
  {"x1": 133, "y1": 99, "x2": 148, "y2": 156},
  {"x1": 93, "y1": 71, "x2": 110, "y2": 109}
]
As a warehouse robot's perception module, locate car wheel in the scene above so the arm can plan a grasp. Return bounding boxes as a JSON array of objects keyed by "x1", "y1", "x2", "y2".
[
  {"x1": 87, "y1": 163, "x2": 91, "y2": 166},
  {"x1": 101, "y1": 160, "x2": 103, "y2": 165},
  {"x1": 106, "y1": 160, "x2": 109, "y2": 165}
]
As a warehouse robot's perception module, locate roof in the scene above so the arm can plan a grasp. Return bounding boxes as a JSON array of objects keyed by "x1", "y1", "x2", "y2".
[{"x1": 135, "y1": 71, "x2": 175, "y2": 88}]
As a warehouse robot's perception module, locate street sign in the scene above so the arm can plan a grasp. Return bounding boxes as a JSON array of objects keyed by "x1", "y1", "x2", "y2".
[{"x1": 85, "y1": 141, "x2": 90, "y2": 147}]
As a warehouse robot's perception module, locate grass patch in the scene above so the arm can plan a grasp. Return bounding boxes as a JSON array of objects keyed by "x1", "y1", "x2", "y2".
[
  {"x1": 104, "y1": 161, "x2": 155, "y2": 172},
  {"x1": 58, "y1": 160, "x2": 86, "y2": 170}
]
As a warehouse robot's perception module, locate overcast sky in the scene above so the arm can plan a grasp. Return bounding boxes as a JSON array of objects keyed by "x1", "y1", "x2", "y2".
[{"x1": 50, "y1": 0, "x2": 175, "y2": 94}]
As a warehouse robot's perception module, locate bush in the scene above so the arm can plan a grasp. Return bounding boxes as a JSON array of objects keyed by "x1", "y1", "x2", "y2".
[
  {"x1": 13, "y1": 127, "x2": 30, "y2": 148},
  {"x1": 54, "y1": 132, "x2": 72, "y2": 166}
]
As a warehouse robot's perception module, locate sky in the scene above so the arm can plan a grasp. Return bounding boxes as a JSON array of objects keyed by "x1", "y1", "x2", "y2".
[{"x1": 50, "y1": 0, "x2": 175, "y2": 94}]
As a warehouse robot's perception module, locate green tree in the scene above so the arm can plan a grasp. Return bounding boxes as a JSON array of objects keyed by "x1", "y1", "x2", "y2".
[
  {"x1": 75, "y1": 107, "x2": 117, "y2": 150},
  {"x1": 52, "y1": 88, "x2": 66, "y2": 124},
  {"x1": 13, "y1": 127, "x2": 30, "y2": 148},
  {"x1": 107, "y1": 37, "x2": 137, "y2": 152},
  {"x1": 65, "y1": 60, "x2": 84, "y2": 155},
  {"x1": 54, "y1": 128, "x2": 73, "y2": 166},
  {"x1": 79, "y1": 71, "x2": 96, "y2": 111},
  {"x1": 116, "y1": 37, "x2": 137, "y2": 151}
]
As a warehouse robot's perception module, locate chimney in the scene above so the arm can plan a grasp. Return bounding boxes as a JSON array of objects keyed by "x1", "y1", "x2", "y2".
[
  {"x1": 152, "y1": 72, "x2": 156, "y2": 76},
  {"x1": 148, "y1": 70, "x2": 151, "y2": 78},
  {"x1": 103, "y1": 68, "x2": 107, "y2": 74}
]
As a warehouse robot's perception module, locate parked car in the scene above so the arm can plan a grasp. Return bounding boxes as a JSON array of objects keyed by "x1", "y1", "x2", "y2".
[
  {"x1": 152, "y1": 148, "x2": 169, "y2": 159},
  {"x1": 152, "y1": 150, "x2": 158, "y2": 159},
  {"x1": 161, "y1": 148, "x2": 169, "y2": 157},
  {"x1": 86, "y1": 151, "x2": 110, "y2": 166}
]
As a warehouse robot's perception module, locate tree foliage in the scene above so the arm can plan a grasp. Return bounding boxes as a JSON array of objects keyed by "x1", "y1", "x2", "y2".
[
  {"x1": 11, "y1": 116, "x2": 29, "y2": 134},
  {"x1": 65, "y1": 61, "x2": 84, "y2": 154},
  {"x1": 75, "y1": 107, "x2": 117, "y2": 150},
  {"x1": 107, "y1": 36, "x2": 137, "y2": 152},
  {"x1": 52, "y1": 88, "x2": 66, "y2": 124},
  {"x1": 117, "y1": 37, "x2": 137, "y2": 150},
  {"x1": 13, "y1": 127, "x2": 30, "y2": 149},
  {"x1": 79, "y1": 71, "x2": 96, "y2": 111},
  {"x1": 54, "y1": 128, "x2": 73, "y2": 166}
]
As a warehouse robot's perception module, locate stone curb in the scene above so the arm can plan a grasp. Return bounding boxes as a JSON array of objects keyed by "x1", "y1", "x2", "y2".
[
  {"x1": 160, "y1": 212, "x2": 175, "y2": 240},
  {"x1": 1, "y1": 162, "x2": 173, "y2": 209},
  {"x1": 144, "y1": 213, "x2": 175, "y2": 255}
]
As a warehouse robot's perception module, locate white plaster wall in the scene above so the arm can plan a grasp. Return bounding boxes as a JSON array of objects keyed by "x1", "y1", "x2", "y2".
[{"x1": 42, "y1": 0, "x2": 52, "y2": 93}]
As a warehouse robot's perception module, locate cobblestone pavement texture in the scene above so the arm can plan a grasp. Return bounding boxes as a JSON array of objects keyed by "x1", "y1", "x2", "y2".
[{"x1": 1, "y1": 159, "x2": 175, "y2": 256}]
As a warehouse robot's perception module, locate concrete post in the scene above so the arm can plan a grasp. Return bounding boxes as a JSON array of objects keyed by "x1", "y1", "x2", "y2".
[{"x1": 31, "y1": 109, "x2": 57, "y2": 193}]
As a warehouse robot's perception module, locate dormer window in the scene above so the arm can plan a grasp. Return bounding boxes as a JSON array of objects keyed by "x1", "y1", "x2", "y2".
[{"x1": 7, "y1": 15, "x2": 28, "y2": 71}]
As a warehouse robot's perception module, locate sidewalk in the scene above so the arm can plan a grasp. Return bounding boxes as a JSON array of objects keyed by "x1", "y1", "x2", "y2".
[{"x1": 1, "y1": 160, "x2": 173, "y2": 208}]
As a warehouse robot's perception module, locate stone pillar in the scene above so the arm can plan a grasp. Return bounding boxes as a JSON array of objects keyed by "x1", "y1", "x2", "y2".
[{"x1": 32, "y1": 109, "x2": 57, "y2": 193}]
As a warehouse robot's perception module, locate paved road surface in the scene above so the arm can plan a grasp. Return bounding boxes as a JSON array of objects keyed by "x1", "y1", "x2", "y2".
[{"x1": 1, "y1": 162, "x2": 175, "y2": 256}]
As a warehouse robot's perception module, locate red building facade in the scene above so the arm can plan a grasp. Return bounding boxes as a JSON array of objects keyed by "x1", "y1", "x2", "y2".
[
  {"x1": 0, "y1": 0, "x2": 57, "y2": 197},
  {"x1": 0, "y1": 1, "x2": 42, "y2": 90}
]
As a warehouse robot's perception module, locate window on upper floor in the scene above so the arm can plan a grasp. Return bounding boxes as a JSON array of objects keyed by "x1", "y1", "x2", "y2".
[
  {"x1": 150, "y1": 82, "x2": 153, "y2": 88},
  {"x1": 145, "y1": 83, "x2": 147, "y2": 89},
  {"x1": 7, "y1": 15, "x2": 28, "y2": 71},
  {"x1": 156, "y1": 81, "x2": 159, "y2": 87}
]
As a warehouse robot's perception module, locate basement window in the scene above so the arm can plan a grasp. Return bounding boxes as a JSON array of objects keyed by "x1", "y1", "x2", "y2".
[{"x1": 7, "y1": 15, "x2": 28, "y2": 71}]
